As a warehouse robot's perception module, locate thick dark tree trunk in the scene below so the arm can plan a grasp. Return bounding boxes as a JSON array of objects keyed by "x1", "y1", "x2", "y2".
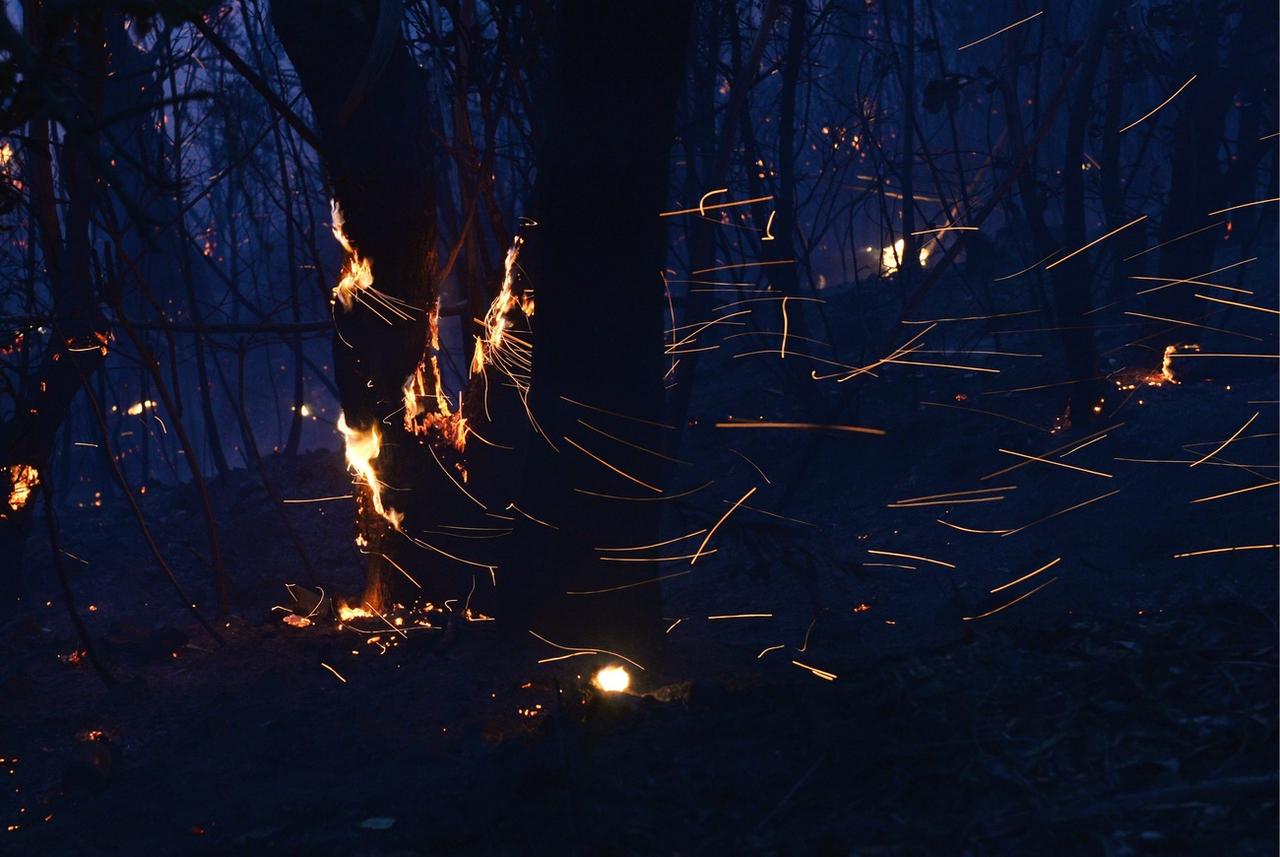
[
  {"x1": 1051, "y1": 0, "x2": 1115, "y2": 425},
  {"x1": 1147, "y1": 0, "x2": 1273, "y2": 357},
  {"x1": 501, "y1": 1, "x2": 693, "y2": 665},
  {"x1": 272, "y1": 0, "x2": 473, "y2": 611},
  {"x1": 0, "y1": 8, "x2": 108, "y2": 611}
]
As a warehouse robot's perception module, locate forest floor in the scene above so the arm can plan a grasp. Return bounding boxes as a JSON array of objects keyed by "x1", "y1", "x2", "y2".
[{"x1": 3, "y1": 268, "x2": 1278, "y2": 855}]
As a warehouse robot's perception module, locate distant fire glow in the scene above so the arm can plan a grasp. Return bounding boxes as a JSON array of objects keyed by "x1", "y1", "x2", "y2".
[
  {"x1": 875, "y1": 239, "x2": 931, "y2": 276},
  {"x1": 6, "y1": 464, "x2": 38, "y2": 511},
  {"x1": 594, "y1": 665, "x2": 631, "y2": 693}
]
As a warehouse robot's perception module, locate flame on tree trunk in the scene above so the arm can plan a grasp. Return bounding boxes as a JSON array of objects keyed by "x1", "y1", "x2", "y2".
[{"x1": 272, "y1": 0, "x2": 480, "y2": 613}]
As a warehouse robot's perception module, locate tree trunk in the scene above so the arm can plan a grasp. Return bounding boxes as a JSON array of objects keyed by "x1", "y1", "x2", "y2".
[
  {"x1": 501, "y1": 0, "x2": 693, "y2": 664},
  {"x1": 0, "y1": 6, "x2": 108, "y2": 611},
  {"x1": 272, "y1": 0, "x2": 469, "y2": 611}
]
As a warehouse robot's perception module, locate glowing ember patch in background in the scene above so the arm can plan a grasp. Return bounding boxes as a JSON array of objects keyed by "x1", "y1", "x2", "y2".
[
  {"x1": 876, "y1": 239, "x2": 931, "y2": 276},
  {"x1": 6, "y1": 464, "x2": 38, "y2": 511},
  {"x1": 594, "y1": 665, "x2": 630, "y2": 693}
]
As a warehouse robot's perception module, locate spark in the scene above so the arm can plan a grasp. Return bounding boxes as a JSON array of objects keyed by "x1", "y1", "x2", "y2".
[
  {"x1": 707, "y1": 612, "x2": 773, "y2": 620},
  {"x1": 658, "y1": 192, "x2": 773, "y2": 218},
  {"x1": 715, "y1": 420, "x2": 886, "y2": 436},
  {"x1": 1001, "y1": 489, "x2": 1120, "y2": 537},
  {"x1": 790, "y1": 660, "x2": 837, "y2": 681},
  {"x1": 921, "y1": 401, "x2": 1051, "y2": 433},
  {"x1": 599, "y1": 552, "x2": 713, "y2": 564},
  {"x1": 379, "y1": 553, "x2": 421, "y2": 589},
  {"x1": 990, "y1": 557, "x2": 1061, "y2": 594},
  {"x1": 757, "y1": 644, "x2": 785, "y2": 658},
  {"x1": 1134, "y1": 257, "x2": 1256, "y2": 296},
  {"x1": 963, "y1": 577, "x2": 1059, "y2": 620},
  {"x1": 597, "y1": 528, "x2": 708, "y2": 552},
  {"x1": 1059, "y1": 434, "x2": 1109, "y2": 457},
  {"x1": 936, "y1": 519, "x2": 1013, "y2": 535},
  {"x1": 692, "y1": 486, "x2": 757, "y2": 564},
  {"x1": 780, "y1": 296, "x2": 790, "y2": 359},
  {"x1": 506, "y1": 502, "x2": 558, "y2": 530},
  {"x1": 910, "y1": 225, "x2": 979, "y2": 235},
  {"x1": 957, "y1": 10, "x2": 1043, "y2": 51},
  {"x1": 1173, "y1": 544, "x2": 1278, "y2": 559},
  {"x1": 762, "y1": 209, "x2": 777, "y2": 240},
  {"x1": 1129, "y1": 276, "x2": 1252, "y2": 295},
  {"x1": 1189, "y1": 412, "x2": 1258, "y2": 467},
  {"x1": 887, "y1": 496, "x2": 1005, "y2": 508},
  {"x1": 1207, "y1": 197, "x2": 1280, "y2": 216},
  {"x1": 1194, "y1": 294, "x2": 1279, "y2": 315},
  {"x1": 866, "y1": 549, "x2": 955, "y2": 569},
  {"x1": 981, "y1": 424, "x2": 1122, "y2": 480},
  {"x1": 895, "y1": 487, "x2": 1015, "y2": 504},
  {"x1": 575, "y1": 480, "x2": 713, "y2": 503},
  {"x1": 567, "y1": 571, "x2": 695, "y2": 595},
  {"x1": 563, "y1": 435, "x2": 663, "y2": 494},
  {"x1": 578, "y1": 419, "x2": 689, "y2": 464},
  {"x1": 527, "y1": 630, "x2": 645, "y2": 671},
  {"x1": 993, "y1": 249, "x2": 1063, "y2": 281},
  {"x1": 665, "y1": 618, "x2": 684, "y2": 635},
  {"x1": 282, "y1": 495, "x2": 352, "y2": 504},
  {"x1": 1123, "y1": 221, "x2": 1224, "y2": 261},
  {"x1": 561, "y1": 396, "x2": 675, "y2": 429},
  {"x1": 1121, "y1": 311, "x2": 1259, "y2": 340},
  {"x1": 885, "y1": 357, "x2": 1000, "y2": 374},
  {"x1": 997, "y1": 449, "x2": 1113, "y2": 478},
  {"x1": 1118, "y1": 75, "x2": 1196, "y2": 133},
  {"x1": 729, "y1": 448, "x2": 772, "y2": 484},
  {"x1": 1191, "y1": 480, "x2": 1280, "y2": 504},
  {"x1": 738, "y1": 502, "x2": 817, "y2": 527},
  {"x1": 692, "y1": 259, "x2": 794, "y2": 275},
  {"x1": 320, "y1": 662, "x2": 347, "y2": 684},
  {"x1": 1044, "y1": 215, "x2": 1147, "y2": 270},
  {"x1": 1166, "y1": 352, "x2": 1279, "y2": 360}
]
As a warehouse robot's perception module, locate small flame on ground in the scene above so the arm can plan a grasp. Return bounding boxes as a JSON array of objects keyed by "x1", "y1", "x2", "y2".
[
  {"x1": 593, "y1": 665, "x2": 631, "y2": 693},
  {"x1": 337, "y1": 603, "x2": 374, "y2": 622}
]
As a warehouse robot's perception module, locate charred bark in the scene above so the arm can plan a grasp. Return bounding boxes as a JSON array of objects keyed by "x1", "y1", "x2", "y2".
[{"x1": 272, "y1": 0, "x2": 471, "y2": 611}]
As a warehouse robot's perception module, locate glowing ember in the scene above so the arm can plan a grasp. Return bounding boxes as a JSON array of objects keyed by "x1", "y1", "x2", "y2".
[
  {"x1": 125, "y1": 399, "x2": 156, "y2": 416},
  {"x1": 593, "y1": 665, "x2": 631, "y2": 693},
  {"x1": 6, "y1": 464, "x2": 38, "y2": 511}
]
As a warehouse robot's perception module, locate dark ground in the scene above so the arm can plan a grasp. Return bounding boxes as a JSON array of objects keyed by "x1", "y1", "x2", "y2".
[{"x1": 2, "y1": 273, "x2": 1277, "y2": 855}]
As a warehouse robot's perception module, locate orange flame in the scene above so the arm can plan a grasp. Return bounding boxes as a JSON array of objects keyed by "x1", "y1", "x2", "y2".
[
  {"x1": 471, "y1": 236, "x2": 532, "y2": 376},
  {"x1": 336, "y1": 414, "x2": 402, "y2": 530},
  {"x1": 330, "y1": 201, "x2": 374, "y2": 312},
  {"x1": 6, "y1": 464, "x2": 38, "y2": 512}
]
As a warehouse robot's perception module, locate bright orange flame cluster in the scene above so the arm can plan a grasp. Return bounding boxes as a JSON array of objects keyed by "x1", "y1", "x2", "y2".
[
  {"x1": 5, "y1": 464, "x2": 38, "y2": 512},
  {"x1": 330, "y1": 201, "x2": 374, "y2": 312}
]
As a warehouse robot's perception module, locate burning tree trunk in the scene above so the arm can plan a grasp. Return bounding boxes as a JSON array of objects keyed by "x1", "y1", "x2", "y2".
[
  {"x1": 500, "y1": 1, "x2": 693, "y2": 663},
  {"x1": 271, "y1": 0, "x2": 473, "y2": 612},
  {"x1": 0, "y1": 7, "x2": 109, "y2": 610}
]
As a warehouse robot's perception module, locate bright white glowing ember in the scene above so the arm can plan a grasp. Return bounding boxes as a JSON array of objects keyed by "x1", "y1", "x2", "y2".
[{"x1": 594, "y1": 665, "x2": 631, "y2": 693}]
